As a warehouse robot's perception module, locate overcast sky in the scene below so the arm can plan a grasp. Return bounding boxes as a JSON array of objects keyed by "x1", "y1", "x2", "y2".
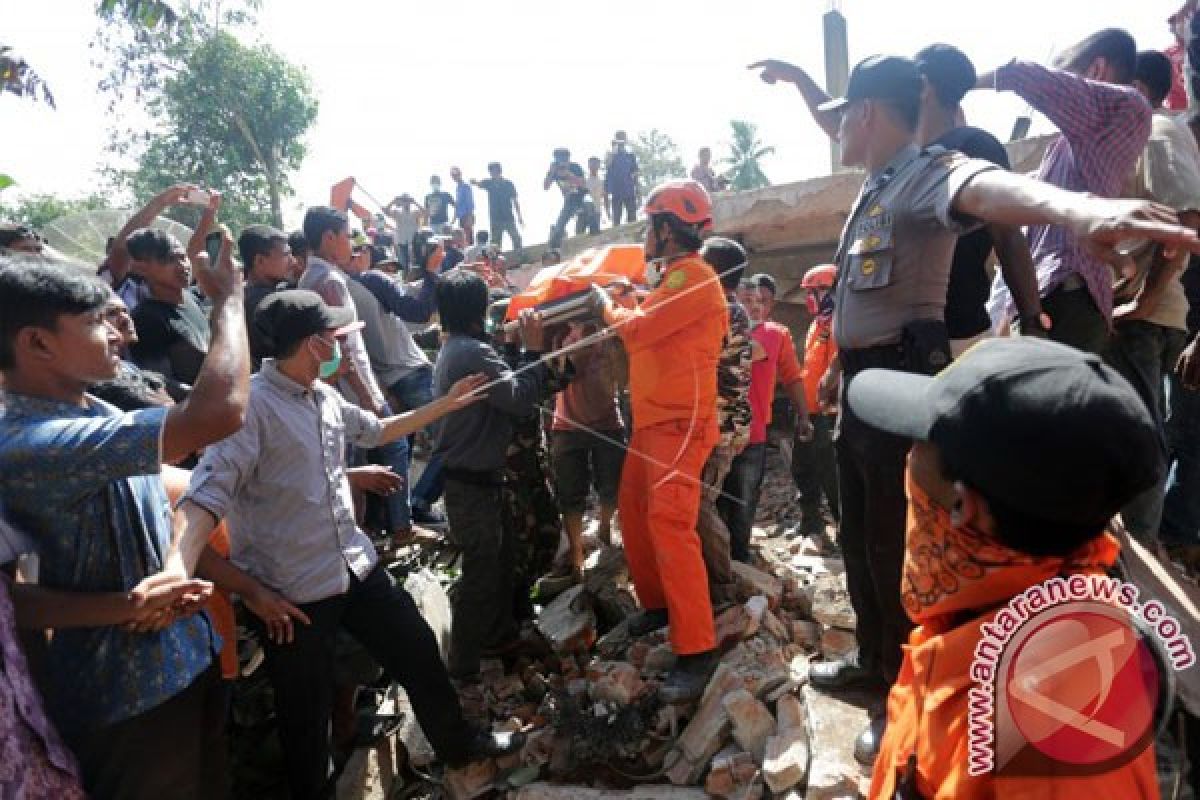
[{"x1": 1, "y1": 0, "x2": 1174, "y2": 238}]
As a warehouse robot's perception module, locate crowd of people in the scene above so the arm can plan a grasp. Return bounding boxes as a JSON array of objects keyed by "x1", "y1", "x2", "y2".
[
  {"x1": 368, "y1": 129, "x2": 734, "y2": 260},
  {"x1": 3, "y1": 5, "x2": 1200, "y2": 800}
]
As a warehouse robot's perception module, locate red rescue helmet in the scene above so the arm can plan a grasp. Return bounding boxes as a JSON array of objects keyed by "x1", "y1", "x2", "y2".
[
  {"x1": 642, "y1": 180, "x2": 714, "y2": 232},
  {"x1": 801, "y1": 264, "x2": 837, "y2": 289}
]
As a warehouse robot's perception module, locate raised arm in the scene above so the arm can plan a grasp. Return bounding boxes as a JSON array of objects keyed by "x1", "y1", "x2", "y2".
[
  {"x1": 185, "y1": 193, "x2": 221, "y2": 263},
  {"x1": 748, "y1": 59, "x2": 840, "y2": 140},
  {"x1": 978, "y1": 60, "x2": 1147, "y2": 147},
  {"x1": 107, "y1": 183, "x2": 196, "y2": 286},
  {"x1": 161, "y1": 227, "x2": 250, "y2": 463},
  {"x1": 955, "y1": 169, "x2": 1200, "y2": 257}
]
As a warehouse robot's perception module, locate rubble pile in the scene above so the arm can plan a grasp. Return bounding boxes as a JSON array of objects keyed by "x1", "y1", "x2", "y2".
[{"x1": 338, "y1": 451, "x2": 872, "y2": 799}]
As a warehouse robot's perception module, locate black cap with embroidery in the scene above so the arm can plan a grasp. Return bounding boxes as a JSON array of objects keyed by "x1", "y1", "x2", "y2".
[
  {"x1": 846, "y1": 337, "x2": 1165, "y2": 530},
  {"x1": 818, "y1": 55, "x2": 923, "y2": 114}
]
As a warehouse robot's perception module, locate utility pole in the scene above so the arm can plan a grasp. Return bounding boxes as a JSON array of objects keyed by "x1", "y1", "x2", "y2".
[{"x1": 823, "y1": 1, "x2": 849, "y2": 172}]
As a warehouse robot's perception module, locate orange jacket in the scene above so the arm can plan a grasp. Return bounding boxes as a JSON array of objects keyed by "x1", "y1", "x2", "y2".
[
  {"x1": 800, "y1": 315, "x2": 836, "y2": 414},
  {"x1": 611, "y1": 254, "x2": 728, "y2": 433},
  {"x1": 870, "y1": 506, "x2": 1160, "y2": 800}
]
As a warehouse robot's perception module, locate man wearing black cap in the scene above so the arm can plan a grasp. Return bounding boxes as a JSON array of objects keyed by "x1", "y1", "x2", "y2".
[
  {"x1": 174, "y1": 290, "x2": 521, "y2": 799},
  {"x1": 751, "y1": 51, "x2": 1199, "y2": 763},
  {"x1": 848, "y1": 337, "x2": 1162, "y2": 798}
]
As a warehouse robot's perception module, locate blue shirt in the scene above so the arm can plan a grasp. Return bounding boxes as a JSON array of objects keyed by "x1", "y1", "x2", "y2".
[
  {"x1": 0, "y1": 393, "x2": 216, "y2": 735},
  {"x1": 455, "y1": 181, "x2": 475, "y2": 217}
]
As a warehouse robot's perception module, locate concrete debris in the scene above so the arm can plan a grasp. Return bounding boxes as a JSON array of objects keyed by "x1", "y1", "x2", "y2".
[
  {"x1": 763, "y1": 693, "x2": 811, "y2": 793},
  {"x1": 819, "y1": 627, "x2": 858, "y2": 662},
  {"x1": 732, "y1": 562, "x2": 784, "y2": 608},
  {"x1": 807, "y1": 573, "x2": 857, "y2": 630},
  {"x1": 334, "y1": 449, "x2": 879, "y2": 799},
  {"x1": 722, "y1": 689, "x2": 776, "y2": 761},
  {"x1": 515, "y1": 784, "x2": 709, "y2": 800},
  {"x1": 444, "y1": 758, "x2": 497, "y2": 800},
  {"x1": 802, "y1": 686, "x2": 871, "y2": 800},
  {"x1": 403, "y1": 568, "x2": 453, "y2": 660},
  {"x1": 536, "y1": 584, "x2": 598, "y2": 653}
]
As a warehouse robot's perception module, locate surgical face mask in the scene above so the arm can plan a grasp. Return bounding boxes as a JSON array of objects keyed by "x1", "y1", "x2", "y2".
[
  {"x1": 310, "y1": 335, "x2": 342, "y2": 379},
  {"x1": 644, "y1": 259, "x2": 665, "y2": 288}
]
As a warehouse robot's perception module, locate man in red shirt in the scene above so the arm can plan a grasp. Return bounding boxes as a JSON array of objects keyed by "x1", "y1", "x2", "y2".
[{"x1": 719, "y1": 274, "x2": 811, "y2": 561}]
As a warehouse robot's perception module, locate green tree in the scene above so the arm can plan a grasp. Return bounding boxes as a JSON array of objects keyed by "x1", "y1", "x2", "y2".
[
  {"x1": 95, "y1": 2, "x2": 316, "y2": 229},
  {"x1": 721, "y1": 120, "x2": 774, "y2": 191},
  {"x1": 630, "y1": 129, "x2": 686, "y2": 196},
  {"x1": 0, "y1": 192, "x2": 109, "y2": 229}
]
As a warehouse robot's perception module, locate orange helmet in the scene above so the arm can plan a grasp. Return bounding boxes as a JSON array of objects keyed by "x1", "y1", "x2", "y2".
[
  {"x1": 642, "y1": 180, "x2": 714, "y2": 231},
  {"x1": 801, "y1": 264, "x2": 837, "y2": 289}
]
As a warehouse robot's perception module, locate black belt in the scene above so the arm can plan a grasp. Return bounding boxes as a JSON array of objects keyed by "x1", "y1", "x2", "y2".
[
  {"x1": 839, "y1": 342, "x2": 905, "y2": 376},
  {"x1": 443, "y1": 467, "x2": 506, "y2": 487}
]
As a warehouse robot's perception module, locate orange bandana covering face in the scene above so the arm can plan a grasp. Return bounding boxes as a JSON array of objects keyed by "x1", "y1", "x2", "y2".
[{"x1": 902, "y1": 472, "x2": 1121, "y2": 629}]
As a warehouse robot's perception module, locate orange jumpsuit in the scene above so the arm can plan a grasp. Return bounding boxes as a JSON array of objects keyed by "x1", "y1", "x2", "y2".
[{"x1": 609, "y1": 253, "x2": 728, "y2": 655}]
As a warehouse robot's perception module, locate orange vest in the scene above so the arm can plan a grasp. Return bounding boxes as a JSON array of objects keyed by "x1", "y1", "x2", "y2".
[{"x1": 612, "y1": 254, "x2": 728, "y2": 433}]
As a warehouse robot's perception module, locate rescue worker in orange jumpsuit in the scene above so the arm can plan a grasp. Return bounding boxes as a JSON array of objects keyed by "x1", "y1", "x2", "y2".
[
  {"x1": 792, "y1": 264, "x2": 840, "y2": 537},
  {"x1": 592, "y1": 180, "x2": 729, "y2": 703}
]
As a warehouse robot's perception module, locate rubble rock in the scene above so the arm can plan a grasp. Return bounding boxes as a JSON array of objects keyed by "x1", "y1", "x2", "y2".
[
  {"x1": 792, "y1": 555, "x2": 845, "y2": 576},
  {"x1": 334, "y1": 737, "x2": 399, "y2": 800},
  {"x1": 776, "y1": 693, "x2": 806, "y2": 732},
  {"x1": 444, "y1": 759, "x2": 497, "y2": 800},
  {"x1": 732, "y1": 562, "x2": 783, "y2": 608},
  {"x1": 665, "y1": 663, "x2": 742, "y2": 785},
  {"x1": 404, "y1": 568, "x2": 453, "y2": 660},
  {"x1": 522, "y1": 728, "x2": 556, "y2": 767},
  {"x1": 721, "y1": 689, "x2": 776, "y2": 761},
  {"x1": 808, "y1": 573, "x2": 857, "y2": 630},
  {"x1": 596, "y1": 618, "x2": 634, "y2": 659},
  {"x1": 536, "y1": 585, "x2": 597, "y2": 653},
  {"x1": 391, "y1": 688, "x2": 436, "y2": 767},
  {"x1": 802, "y1": 686, "x2": 870, "y2": 800},
  {"x1": 589, "y1": 661, "x2": 644, "y2": 705},
  {"x1": 791, "y1": 620, "x2": 821, "y2": 648},
  {"x1": 819, "y1": 627, "x2": 858, "y2": 661},
  {"x1": 715, "y1": 604, "x2": 757, "y2": 648},
  {"x1": 762, "y1": 694, "x2": 811, "y2": 793},
  {"x1": 492, "y1": 673, "x2": 526, "y2": 701},
  {"x1": 763, "y1": 728, "x2": 810, "y2": 795},
  {"x1": 515, "y1": 784, "x2": 708, "y2": 800},
  {"x1": 721, "y1": 638, "x2": 791, "y2": 697},
  {"x1": 759, "y1": 608, "x2": 791, "y2": 644},
  {"x1": 644, "y1": 643, "x2": 677, "y2": 673},
  {"x1": 628, "y1": 641, "x2": 651, "y2": 669}
]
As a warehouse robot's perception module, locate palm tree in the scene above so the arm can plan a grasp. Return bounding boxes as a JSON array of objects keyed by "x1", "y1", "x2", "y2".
[{"x1": 721, "y1": 120, "x2": 775, "y2": 191}]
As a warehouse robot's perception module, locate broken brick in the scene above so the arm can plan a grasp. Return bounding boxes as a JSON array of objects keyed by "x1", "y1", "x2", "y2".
[{"x1": 721, "y1": 689, "x2": 776, "y2": 761}]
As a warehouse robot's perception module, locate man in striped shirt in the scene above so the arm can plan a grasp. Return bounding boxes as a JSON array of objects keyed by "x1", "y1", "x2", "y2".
[{"x1": 980, "y1": 29, "x2": 1152, "y2": 353}]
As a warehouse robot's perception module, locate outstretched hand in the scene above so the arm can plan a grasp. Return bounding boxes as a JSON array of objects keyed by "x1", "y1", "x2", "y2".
[
  {"x1": 1079, "y1": 199, "x2": 1200, "y2": 263},
  {"x1": 747, "y1": 59, "x2": 807, "y2": 86},
  {"x1": 445, "y1": 373, "x2": 489, "y2": 410}
]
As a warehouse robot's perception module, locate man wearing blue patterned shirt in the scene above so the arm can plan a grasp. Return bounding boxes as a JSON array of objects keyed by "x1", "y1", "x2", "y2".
[{"x1": 0, "y1": 242, "x2": 250, "y2": 800}]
